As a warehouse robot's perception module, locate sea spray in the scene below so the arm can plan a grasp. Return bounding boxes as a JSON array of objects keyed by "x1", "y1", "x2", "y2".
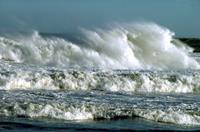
[
  {"x1": 0, "y1": 23, "x2": 199, "y2": 70},
  {"x1": 1, "y1": 22, "x2": 200, "y2": 127}
]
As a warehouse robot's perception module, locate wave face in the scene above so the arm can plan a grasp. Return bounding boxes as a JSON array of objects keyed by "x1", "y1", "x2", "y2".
[{"x1": 0, "y1": 23, "x2": 199, "y2": 70}]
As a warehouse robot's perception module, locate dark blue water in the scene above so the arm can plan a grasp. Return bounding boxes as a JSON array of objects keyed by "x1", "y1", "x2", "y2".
[{"x1": 1, "y1": 117, "x2": 200, "y2": 131}]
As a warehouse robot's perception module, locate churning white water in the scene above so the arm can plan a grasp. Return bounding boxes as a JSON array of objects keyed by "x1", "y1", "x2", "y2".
[
  {"x1": 0, "y1": 23, "x2": 199, "y2": 70},
  {"x1": 1, "y1": 23, "x2": 200, "y2": 127}
]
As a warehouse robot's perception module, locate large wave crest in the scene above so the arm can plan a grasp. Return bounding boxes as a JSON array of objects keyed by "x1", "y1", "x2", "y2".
[{"x1": 0, "y1": 23, "x2": 199, "y2": 70}]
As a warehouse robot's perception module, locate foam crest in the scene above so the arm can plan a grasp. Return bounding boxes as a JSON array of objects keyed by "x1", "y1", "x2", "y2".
[
  {"x1": 0, "y1": 23, "x2": 199, "y2": 70},
  {"x1": 13, "y1": 103, "x2": 93, "y2": 120},
  {"x1": 1, "y1": 91, "x2": 200, "y2": 126},
  {"x1": 134, "y1": 109, "x2": 200, "y2": 126},
  {"x1": 0, "y1": 65, "x2": 200, "y2": 94}
]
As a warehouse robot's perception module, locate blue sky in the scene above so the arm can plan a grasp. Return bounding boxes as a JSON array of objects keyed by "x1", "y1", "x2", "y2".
[{"x1": 0, "y1": 0, "x2": 199, "y2": 37}]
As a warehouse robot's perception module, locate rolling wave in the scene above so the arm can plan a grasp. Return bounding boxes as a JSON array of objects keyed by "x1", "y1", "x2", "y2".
[
  {"x1": 0, "y1": 23, "x2": 199, "y2": 70},
  {"x1": 1, "y1": 91, "x2": 200, "y2": 126},
  {"x1": 1, "y1": 22, "x2": 200, "y2": 126},
  {"x1": 0, "y1": 62, "x2": 199, "y2": 94}
]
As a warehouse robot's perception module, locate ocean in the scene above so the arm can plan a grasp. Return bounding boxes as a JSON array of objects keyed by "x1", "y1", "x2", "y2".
[{"x1": 1, "y1": 0, "x2": 200, "y2": 131}]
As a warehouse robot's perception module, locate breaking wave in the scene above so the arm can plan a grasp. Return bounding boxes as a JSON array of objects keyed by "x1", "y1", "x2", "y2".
[
  {"x1": 0, "y1": 23, "x2": 199, "y2": 70},
  {"x1": 1, "y1": 91, "x2": 200, "y2": 126},
  {"x1": 0, "y1": 63, "x2": 200, "y2": 94}
]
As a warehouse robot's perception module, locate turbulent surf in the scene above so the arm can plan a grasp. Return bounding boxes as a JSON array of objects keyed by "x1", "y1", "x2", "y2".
[
  {"x1": 0, "y1": 23, "x2": 199, "y2": 70},
  {"x1": 1, "y1": 23, "x2": 200, "y2": 127}
]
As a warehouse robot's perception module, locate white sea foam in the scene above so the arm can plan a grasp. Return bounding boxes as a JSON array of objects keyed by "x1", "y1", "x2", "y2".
[
  {"x1": 1, "y1": 99, "x2": 200, "y2": 125},
  {"x1": 1, "y1": 22, "x2": 200, "y2": 127},
  {"x1": 0, "y1": 23, "x2": 199, "y2": 70},
  {"x1": 8, "y1": 103, "x2": 93, "y2": 120},
  {"x1": 134, "y1": 109, "x2": 200, "y2": 126},
  {"x1": 0, "y1": 66, "x2": 200, "y2": 93}
]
